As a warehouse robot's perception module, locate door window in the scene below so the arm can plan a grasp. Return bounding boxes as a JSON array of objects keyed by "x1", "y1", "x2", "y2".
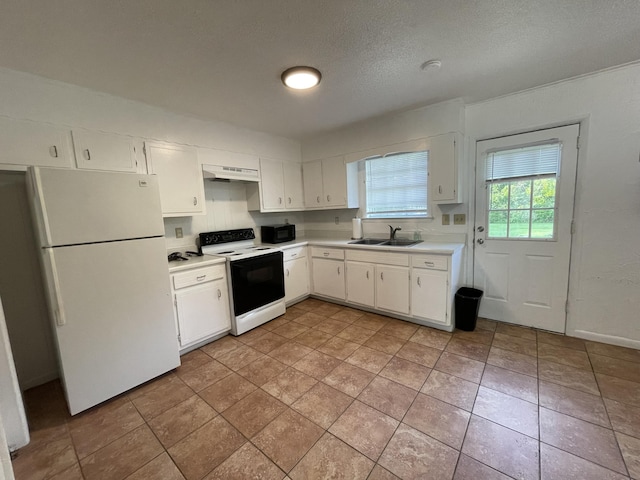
[{"x1": 486, "y1": 142, "x2": 560, "y2": 240}]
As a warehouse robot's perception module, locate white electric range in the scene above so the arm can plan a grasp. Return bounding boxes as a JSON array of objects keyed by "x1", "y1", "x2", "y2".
[{"x1": 199, "y1": 228, "x2": 285, "y2": 335}]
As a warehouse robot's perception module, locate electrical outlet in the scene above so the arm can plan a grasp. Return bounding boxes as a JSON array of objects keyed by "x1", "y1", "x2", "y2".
[
  {"x1": 284, "y1": 218, "x2": 289, "y2": 224},
  {"x1": 453, "y1": 214, "x2": 466, "y2": 225},
  {"x1": 334, "y1": 216, "x2": 340, "y2": 225},
  {"x1": 442, "y1": 214, "x2": 450, "y2": 225},
  {"x1": 175, "y1": 227, "x2": 183, "y2": 238}
]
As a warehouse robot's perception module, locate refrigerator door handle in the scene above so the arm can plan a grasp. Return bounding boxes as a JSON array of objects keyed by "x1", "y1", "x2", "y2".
[{"x1": 46, "y1": 249, "x2": 66, "y2": 326}]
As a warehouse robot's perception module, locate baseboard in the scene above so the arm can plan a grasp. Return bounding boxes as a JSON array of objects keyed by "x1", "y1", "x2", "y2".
[
  {"x1": 570, "y1": 329, "x2": 640, "y2": 350},
  {"x1": 21, "y1": 370, "x2": 59, "y2": 391}
]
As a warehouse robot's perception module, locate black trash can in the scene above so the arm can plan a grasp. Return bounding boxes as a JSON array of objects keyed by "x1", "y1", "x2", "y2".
[{"x1": 455, "y1": 287, "x2": 484, "y2": 331}]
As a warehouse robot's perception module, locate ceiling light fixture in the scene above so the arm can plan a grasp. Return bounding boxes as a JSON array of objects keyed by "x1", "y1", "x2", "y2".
[
  {"x1": 281, "y1": 66, "x2": 322, "y2": 90},
  {"x1": 421, "y1": 59, "x2": 442, "y2": 71}
]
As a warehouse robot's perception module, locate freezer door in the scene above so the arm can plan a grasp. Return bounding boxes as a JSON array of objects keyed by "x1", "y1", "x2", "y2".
[
  {"x1": 28, "y1": 167, "x2": 164, "y2": 247},
  {"x1": 42, "y1": 237, "x2": 179, "y2": 415}
]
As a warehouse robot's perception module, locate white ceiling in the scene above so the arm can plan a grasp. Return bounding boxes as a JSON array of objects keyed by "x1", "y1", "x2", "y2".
[{"x1": 1, "y1": 1, "x2": 639, "y2": 140}]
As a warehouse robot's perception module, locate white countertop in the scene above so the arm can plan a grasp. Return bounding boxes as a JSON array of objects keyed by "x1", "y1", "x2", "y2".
[
  {"x1": 272, "y1": 237, "x2": 465, "y2": 255},
  {"x1": 168, "y1": 255, "x2": 226, "y2": 273}
]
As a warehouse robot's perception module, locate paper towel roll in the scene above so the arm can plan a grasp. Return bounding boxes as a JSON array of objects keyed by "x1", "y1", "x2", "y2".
[{"x1": 352, "y1": 218, "x2": 363, "y2": 239}]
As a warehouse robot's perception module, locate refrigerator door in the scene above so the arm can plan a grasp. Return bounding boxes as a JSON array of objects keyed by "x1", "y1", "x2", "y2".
[
  {"x1": 28, "y1": 167, "x2": 164, "y2": 247},
  {"x1": 41, "y1": 236, "x2": 179, "y2": 415}
]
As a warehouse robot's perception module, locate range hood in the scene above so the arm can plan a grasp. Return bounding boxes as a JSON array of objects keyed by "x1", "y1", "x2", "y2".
[{"x1": 202, "y1": 164, "x2": 260, "y2": 182}]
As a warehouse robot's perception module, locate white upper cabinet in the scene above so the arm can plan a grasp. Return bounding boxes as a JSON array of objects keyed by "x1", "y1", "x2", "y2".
[
  {"x1": 144, "y1": 141, "x2": 205, "y2": 217},
  {"x1": 248, "y1": 158, "x2": 304, "y2": 212},
  {"x1": 302, "y1": 156, "x2": 358, "y2": 210},
  {"x1": 282, "y1": 161, "x2": 304, "y2": 209},
  {"x1": 0, "y1": 117, "x2": 73, "y2": 169},
  {"x1": 72, "y1": 130, "x2": 137, "y2": 173},
  {"x1": 259, "y1": 158, "x2": 286, "y2": 210},
  {"x1": 429, "y1": 132, "x2": 463, "y2": 204}
]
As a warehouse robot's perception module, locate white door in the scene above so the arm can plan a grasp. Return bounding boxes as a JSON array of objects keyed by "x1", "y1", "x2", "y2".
[
  {"x1": 474, "y1": 124, "x2": 579, "y2": 332},
  {"x1": 311, "y1": 258, "x2": 345, "y2": 300},
  {"x1": 322, "y1": 156, "x2": 347, "y2": 207},
  {"x1": 411, "y1": 268, "x2": 448, "y2": 324},
  {"x1": 376, "y1": 265, "x2": 410, "y2": 315},
  {"x1": 72, "y1": 130, "x2": 137, "y2": 173},
  {"x1": 260, "y1": 159, "x2": 285, "y2": 210},
  {"x1": 346, "y1": 261, "x2": 375, "y2": 307},
  {"x1": 282, "y1": 162, "x2": 304, "y2": 209}
]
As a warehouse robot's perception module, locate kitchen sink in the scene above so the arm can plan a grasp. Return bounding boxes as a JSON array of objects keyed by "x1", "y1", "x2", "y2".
[
  {"x1": 348, "y1": 238, "x2": 387, "y2": 245},
  {"x1": 348, "y1": 238, "x2": 422, "y2": 247},
  {"x1": 381, "y1": 239, "x2": 422, "y2": 247}
]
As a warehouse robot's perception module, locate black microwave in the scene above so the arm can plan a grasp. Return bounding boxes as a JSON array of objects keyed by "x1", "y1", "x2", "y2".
[{"x1": 261, "y1": 224, "x2": 295, "y2": 244}]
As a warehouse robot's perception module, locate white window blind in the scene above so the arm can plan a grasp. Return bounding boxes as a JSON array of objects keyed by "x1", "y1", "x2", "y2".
[
  {"x1": 365, "y1": 151, "x2": 428, "y2": 218},
  {"x1": 486, "y1": 142, "x2": 560, "y2": 181}
]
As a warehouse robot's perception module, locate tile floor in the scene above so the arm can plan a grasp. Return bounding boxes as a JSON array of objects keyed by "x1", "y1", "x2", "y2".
[{"x1": 11, "y1": 298, "x2": 640, "y2": 480}]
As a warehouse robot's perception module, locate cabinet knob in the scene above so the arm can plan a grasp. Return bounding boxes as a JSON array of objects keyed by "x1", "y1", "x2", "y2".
[
  {"x1": 424, "y1": 261, "x2": 435, "y2": 267},
  {"x1": 317, "y1": 196, "x2": 321, "y2": 203},
  {"x1": 366, "y1": 271, "x2": 369, "y2": 280},
  {"x1": 380, "y1": 272, "x2": 384, "y2": 281},
  {"x1": 83, "y1": 149, "x2": 91, "y2": 161},
  {"x1": 327, "y1": 195, "x2": 331, "y2": 202},
  {"x1": 279, "y1": 197, "x2": 282, "y2": 204},
  {"x1": 417, "y1": 277, "x2": 421, "y2": 287},
  {"x1": 286, "y1": 269, "x2": 290, "y2": 277},
  {"x1": 193, "y1": 197, "x2": 198, "y2": 206},
  {"x1": 196, "y1": 275, "x2": 206, "y2": 281},
  {"x1": 49, "y1": 145, "x2": 58, "y2": 158},
  {"x1": 337, "y1": 266, "x2": 341, "y2": 275},
  {"x1": 217, "y1": 289, "x2": 222, "y2": 299}
]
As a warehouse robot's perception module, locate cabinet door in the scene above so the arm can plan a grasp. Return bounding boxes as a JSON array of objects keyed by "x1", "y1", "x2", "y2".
[
  {"x1": 175, "y1": 277, "x2": 230, "y2": 347},
  {"x1": 145, "y1": 142, "x2": 205, "y2": 217},
  {"x1": 284, "y1": 257, "x2": 309, "y2": 303},
  {"x1": 73, "y1": 130, "x2": 137, "y2": 173},
  {"x1": 346, "y1": 261, "x2": 375, "y2": 307},
  {"x1": 430, "y1": 132, "x2": 460, "y2": 203},
  {"x1": 322, "y1": 156, "x2": 347, "y2": 207},
  {"x1": 303, "y1": 160, "x2": 323, "y2": 208},
  {"x1": 411, "y1": 268, "x2": 449, "y2": 325},
  {"x1": 260, "y1": 158, "x2": 285, "y2": 210},
  {"x1": 282, "y1": 162, "x2": 304, "y2": 209},
  {"x1": 311, "y1": 258, "x2": 345, "y2": 300},
  {"x1": 375, "y1": 265, "x2": 410, "y2": 315},
  {"x1": 0, "y1": 117, "x2": 73, "y2": 169}
]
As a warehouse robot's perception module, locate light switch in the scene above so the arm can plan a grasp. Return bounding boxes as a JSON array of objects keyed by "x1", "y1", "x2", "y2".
[
  {"x1": 442, "y1": 214, "x2": 450, "y2": 225},
  {"x1": 175, "y1": 227, "x2": 183, "y2": 238},
  {"x1": 453, "y1": 214, "x2": 466, "y2": 225}
]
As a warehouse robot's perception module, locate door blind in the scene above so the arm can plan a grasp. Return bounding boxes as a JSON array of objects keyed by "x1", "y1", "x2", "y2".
[{"x1": 486, "y1": 142, "x2": 560, "y2": 181}]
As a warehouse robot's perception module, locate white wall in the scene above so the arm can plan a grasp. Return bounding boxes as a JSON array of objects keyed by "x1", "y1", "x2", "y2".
[
  {"x1": 465, "y1": 63, "x2": 640, "y2": 346},
  {"x1": 301, "y1": 99, "x2": 469, "y2": 242}
]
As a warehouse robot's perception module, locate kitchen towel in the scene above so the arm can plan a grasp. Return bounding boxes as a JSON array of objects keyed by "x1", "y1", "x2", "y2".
[{"x1": 352, "y1": 218, "x2": 363, "y2": 239}]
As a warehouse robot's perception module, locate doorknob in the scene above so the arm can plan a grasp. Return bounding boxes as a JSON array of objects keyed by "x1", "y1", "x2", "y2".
[
  {"x1": 477, "y1": 238, "x2": 484, "y2": 244},
  {"x1": 477, "y1": 226, "x2": 485, "y2": 232}
]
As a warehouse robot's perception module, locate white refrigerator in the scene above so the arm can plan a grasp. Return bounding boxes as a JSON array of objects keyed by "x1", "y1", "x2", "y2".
[{"x1": 27, "y1": 166, "x2": 180, "y2": 415}]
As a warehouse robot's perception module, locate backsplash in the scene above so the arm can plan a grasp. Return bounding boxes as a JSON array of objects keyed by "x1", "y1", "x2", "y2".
[{"x1": 164, "y1": 181, "x2": 304, "y2": 251}]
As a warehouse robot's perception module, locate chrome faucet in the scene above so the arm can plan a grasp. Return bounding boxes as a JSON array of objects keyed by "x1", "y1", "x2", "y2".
[{"x1": 389, "y1": 225, "x2": 402, "y2": 240}]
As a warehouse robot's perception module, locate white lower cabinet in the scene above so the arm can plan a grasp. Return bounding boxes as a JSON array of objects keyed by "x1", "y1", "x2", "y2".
[
  {"x1": 346, "y1": 261, "x2": 375, "y2": 307},
  {"x1": 311, "y1": 247, "x2": 345, "y2": 300},
  {"x1": 171, "y1": 263, "x2": 230, "y2": 350},
  {"x1": 284, "y1": 246, "x2": 309, "y2": 304},
  {"x1": 376, "y1": 265, "x2": 410, "y2": 315},
  {"x1": 411, "y1": 268, "x2": 448, "y2": 324},
  {"x1": 410, "y1": 254, "x2": 452, "y2": 326}
]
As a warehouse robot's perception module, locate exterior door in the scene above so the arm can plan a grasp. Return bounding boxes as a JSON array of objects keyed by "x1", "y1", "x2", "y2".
[{"x1": 473, "y1": 124, "x2": 579, "y2": 332}]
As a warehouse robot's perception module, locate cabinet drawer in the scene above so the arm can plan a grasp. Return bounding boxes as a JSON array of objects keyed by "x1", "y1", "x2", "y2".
[
  {"x1": 283, "y1": 246, "x2": 306, "y2": 261},
  {"x1": 411, "y1": 254, "x2": 448, "y2": 271},
  {"x1": 346, "y1": 249, "x2": 409, "y2": 267},
  {"x1": 311, "y1": 247, "x2": 344, "y2": 260},
  {"x1": 172, "y1": 264, "x2": 226, "y2": 290}
]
